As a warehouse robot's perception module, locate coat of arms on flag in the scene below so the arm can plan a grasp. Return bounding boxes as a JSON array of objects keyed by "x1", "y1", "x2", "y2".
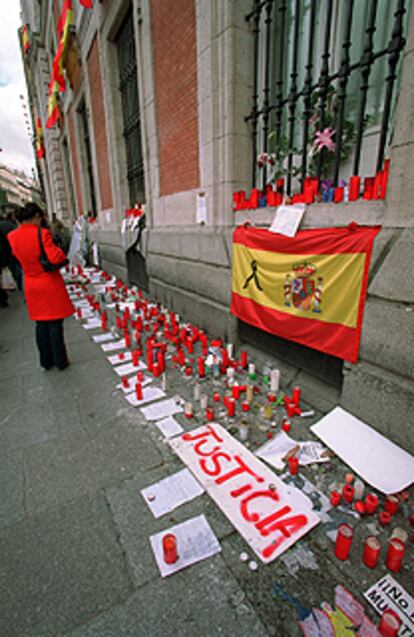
[{"x1": 231, "y1": 224, "x2": 381, "y2": 363}]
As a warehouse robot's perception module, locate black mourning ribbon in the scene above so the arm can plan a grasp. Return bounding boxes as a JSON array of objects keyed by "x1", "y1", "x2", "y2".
[{"x1": 243, "y1": 260, "x2": 263, "y2": 291}]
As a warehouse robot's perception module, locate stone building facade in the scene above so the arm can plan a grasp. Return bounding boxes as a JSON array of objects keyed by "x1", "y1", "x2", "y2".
[{"x1": 20, "y1": 0, "x2": 414, "y2": 452}]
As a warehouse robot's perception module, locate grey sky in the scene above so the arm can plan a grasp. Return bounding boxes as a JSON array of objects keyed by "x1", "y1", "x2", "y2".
[{"x1": 0, "y1": 1, "x2": 35, "y2": 176}]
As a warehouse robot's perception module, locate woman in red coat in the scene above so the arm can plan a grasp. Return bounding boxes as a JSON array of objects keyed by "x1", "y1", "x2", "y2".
[{"x1": 8, "y1": 203, "x2": 74, "y2": 370}]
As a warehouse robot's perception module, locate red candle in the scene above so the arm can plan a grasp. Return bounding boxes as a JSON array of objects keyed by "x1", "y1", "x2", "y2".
[
  {"x1": 379, "y1": 511, "x2": 391, "y2": 526},
  {"x1": 118, "y1": 352, "x2": 125, "y2": 361},
  {"x1": 213, "y1": 392, "x2": 221, "y2": 403},
  {"x1": 125, "y1": 333, "x2": 131, "y2": 348},
  {"x1": 242, "y1": 400, "x2": 250, "y2": 412},
  {"x1": 334, "y1": 523, "x2": 354, "y2": 561},
  {"x1": 342, "y1": 484, "x2": 355, "y2": 504},
  {"x1": 240, "y1": 351, "x2": 248, "y2": 369},
  {"x1": 206, "y1": 407, "x2": 215, "y2": 421},
  {"x1": 378, "y1": 609, "x2": 401, "y2": 637},
  {"x1": 157, "y1": 350, "x2": 165, "y2": 373},
  {"x1": 198, "y1": 357, "x2": 205, "y2": 378},
  {"x1": 330, "y1": 491, "x2": 341, "y2": 507},
  {"x1": 137, "y1": 371, "x2": 144, "y2": 382},
  {"x1": 334, "y1": 187, "x2": 344, "y2": 203},
  {"x1": 363, "y1": 177, "x2": 375, "y2": 200},
  {"x1": 348, "y1": 176, "x2": 361, "y2": 201},
  {"x1": 285, "y1": 402, "x2": 296, "y2": 417},
  {"x1": 288, "y1": 456, "x2": 299, "y2": 475},
  {"x1": 221, "y1": 349, "x2": 229, "y2": 369},
  {"x1": 384, "y1": 495, "x2": 399, "y2": 516},
  {"x1": 177, "y1": 348, "x2": 185, "y2": 366},
  {"x1": 292, "y1": 387, "x2": 301, "y2": 407},
  {"x1": 184, "y1": 366, "x2": 193, "y2": 376},
  {"x1": 186, "y1": 339, "x2": 194, "y2": 354},
  {"x1": 116, "y1": 316, "x2": 122, "y2": 330},
  {"x1": 281, "y1": 419, "x2": 291, "y2": 433},
  {"x1": 132, "y1": 350, "x2": 139, "y2": 367},
  {"x1": 162, "y1": 533, "x2": 178, "y2": 564},
  {"x1": 365, "y1": 493, "x2": 379, "y2": 514},
  {"x1": 363, "y1": 536, "x2": 381, "y2": 568},
  {"x1": 135, "y1": 382, "x2": 143, "y2": 401},
  {"x1": 227, "y1": 398, "x2": 236, "y2": 417},
  {"x1": 122, "y1": 376, "x2": 129, "y2": 389},
  {"x1": 153, "y1": 363, "x2": 161, "y2": 377},
  {"x1": 385, "y1": 538, "x2": 405, "y2": 573},
  {"x1": 232, "y1": 385, "x2": 241, "y2": 400},
  {"x1": 77, "y1": 308, "x2": 82, "y2": 319}
]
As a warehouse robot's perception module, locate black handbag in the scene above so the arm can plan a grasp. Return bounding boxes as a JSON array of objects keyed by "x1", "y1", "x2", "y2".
[{"x1": 38, "y1": 226, "x2": 68, "y2": 272}]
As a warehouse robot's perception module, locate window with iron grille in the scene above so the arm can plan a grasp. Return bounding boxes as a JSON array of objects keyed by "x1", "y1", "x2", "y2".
[
  {"x1": 115, "y1": 8, "x2": 145, "y2": 206},
  {"x1": 246, "y1": 0, "x2": 411, "y2": 194},
  {"x1": 78, "y1": 101, "x2": 97, "y2": 215}
]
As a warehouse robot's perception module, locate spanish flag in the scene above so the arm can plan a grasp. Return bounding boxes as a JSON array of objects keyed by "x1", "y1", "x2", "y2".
[
  {"x1": 46, "y1": 79, "x2": 61, "y2": 129},
  {"x1": 54, "y1": 0, "x2": 74, "y2": 92},
  {"x1": 231, "y1": 224, "x2": 381, "y2": 363},
  {"x1": 35, "y1": 118, "x2": 45, "y2": 159},
  {"x1": 22, "y1": 25, "x2": 30, "y2": 55}
]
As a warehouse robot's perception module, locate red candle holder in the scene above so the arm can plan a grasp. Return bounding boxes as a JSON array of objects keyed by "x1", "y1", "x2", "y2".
[
  {"x1": 365, "y1": 493, "x2": 379, "y2": 514},
  {"x1": 118, "y1": 352, "x2": 125, "y2": 361},
  {"x1": 330, "y1": 491, "x2": 341, "y2": 507},
  {"x1": 281, "y1": 419, "x2": 291, "y2": 433},
  {"x1": 378, "y1": 609, "x2": 401, "y2": 637},
  {"x1": 292, "y1": 387, "x2": 301, "y2": 407},
  {"x1": 384, "y1": 495, "x2": 399, "y2": 516},
  {"x1": 213, "y1": 392, "x2": 221, "y2": 403},
  {"x1": 348, "y1": 176, "x2": 361, "y2": 201},
  {"x1": 385, "y1": 538, "x2": 405, "y2": 573},
  {"x1": 162, "y1": 533, "x2": 178, "y2": 564},
  {"x1": 135, "y1": 383, "x2": 143, "y2": 401},
  {"x1": 342, "y1": 484, "x2": 355, "y2": 504},
  {"x1": 242, "y1": 400, "x2": 250, "y2": 412},
  {"x1": 240, "y1": 351, "x2": 248, "y2": 369},
  {"x1": 379, "y1": 511, "x2": 391, "y2": 526},
  {"x1": 206, "y1": 407, "x2": 214, "y2": 421},
  {"x1": 122, "y1": 376, "x2": 129, "y2": 389},
  {"x1": 198, "y1": 357, "x2": 205, "y2": 378},
  {"x1": 285, "y1": 402, "x2": 296, "y2": 417},
  {"x1": 362, "y1": 536, "x2": 381, "y2": 569},
  {"x1": 288, "y1": 456, "x2": 299, "y2": 476},
  {"x1": 334, "y1": 524, "x2": 354, "y2": 561},
  {"x1": 334, "y1": 187, "x2": 344, "y2": 203},
  {"x1": 227, "y1": 398, "x2": 236, "y2": 418}
]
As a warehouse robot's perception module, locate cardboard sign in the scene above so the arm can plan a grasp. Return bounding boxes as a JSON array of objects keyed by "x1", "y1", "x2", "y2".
[
  {"x1": 364, "y1": 575, "x2": 414, "y2": 636},
  {"x1": 170, "y1": 423, "x2": 320, "y2": 563}
]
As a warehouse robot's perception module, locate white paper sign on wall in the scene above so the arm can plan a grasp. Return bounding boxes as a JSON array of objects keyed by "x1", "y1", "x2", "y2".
[{"x1": 170, "y1": 423, "x2": 320, "y2": 563}]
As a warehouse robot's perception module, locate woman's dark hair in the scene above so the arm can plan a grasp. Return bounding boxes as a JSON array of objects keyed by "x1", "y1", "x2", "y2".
[{"x1": 15, "y1": 203, "x2": 45, "y2": 223}]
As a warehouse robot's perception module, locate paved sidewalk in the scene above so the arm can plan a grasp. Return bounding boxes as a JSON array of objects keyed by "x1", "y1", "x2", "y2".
[{"x1": 0, "y1": 290, "x2": 413, "y2": 637}]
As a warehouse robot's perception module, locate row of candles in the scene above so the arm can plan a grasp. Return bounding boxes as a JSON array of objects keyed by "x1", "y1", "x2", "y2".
[
  {"x1": 233, "y1": 160, "x2": 390, "y2": 210},
  {"x1": 71, "y1": 266, "x2": 412, "y2": 609}
]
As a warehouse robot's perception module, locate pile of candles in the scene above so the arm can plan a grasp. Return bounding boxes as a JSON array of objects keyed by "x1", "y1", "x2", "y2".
[{"x1": 233, "y1": 160, "x2": 390, "y2": 211}]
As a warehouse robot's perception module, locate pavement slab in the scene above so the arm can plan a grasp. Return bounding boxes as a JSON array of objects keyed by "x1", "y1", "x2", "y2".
[
  {"x1": 65, "y1": 554, "x2": 267, "y2": 637},
  {"x1": 0, "y1": 493, "x2": 135, "y2": 637},
  {"x1": 24, "y1": 419, "x2": 163, "y2": 513},
  {"x1": 0, "y1": 448, "x2": 25, "y2": 529}
]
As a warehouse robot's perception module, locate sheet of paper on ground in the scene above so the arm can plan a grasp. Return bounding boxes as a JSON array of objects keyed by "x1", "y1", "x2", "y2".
[
  {"x1": 170, "y1": 423, "x2": 320, "y2": 563},
  {"x1": 155, "y1": 416, "x2": 184, "y2": 438},
  {"x1": 311, "y1": 407, "x2": 414, "y2": 494},
  {"x1": 149, "y1": 514, "x2": 220, "y2": 577},
  {"x1": 140, "y1": 398, "x2": 184, "y2": 421},
  {"x1": 255, "y1": 431, "x2": 328, "y2": 470},
  {"x1": 141, "y1": 468, "x2": 204, "y2": 518},
  {"x1": 364, "y1": 574, "x2": 414, "y2": 636},
  {"x1": 124, "y1": 386, "x2": 165, "y2": 407},
  {"x1": 113, "y1": 360, "x2": 147, "y2": 376}
]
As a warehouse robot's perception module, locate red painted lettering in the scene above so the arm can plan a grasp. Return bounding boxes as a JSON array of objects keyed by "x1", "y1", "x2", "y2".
[
  {"x1": 199, "y1": 451, "x2": 232, "y2": 476},
  {"x1": 215, "y1": 455, "x2": 265, "y2": 486},
  {"x1": 240, "y1": 490, "x2": 281, "y2": 523},
  {"x1": 182, "y1": 425, "x2": 223, "y2": 443},
  {"x1": 230, "y1": 484, "x2": 252, "y2": 498}
]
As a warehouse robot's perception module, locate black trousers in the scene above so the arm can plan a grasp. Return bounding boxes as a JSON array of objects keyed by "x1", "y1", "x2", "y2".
[{"x1": 35, "y1": 319, "x2": 68, "y2": 369}]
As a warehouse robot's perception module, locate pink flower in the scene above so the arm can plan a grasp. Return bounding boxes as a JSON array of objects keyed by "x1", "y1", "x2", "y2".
[{"x1": 314, "y1": 128, "x2": 336, "y2": 152}]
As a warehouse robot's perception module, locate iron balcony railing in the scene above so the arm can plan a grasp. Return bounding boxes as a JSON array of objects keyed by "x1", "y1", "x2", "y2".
[{"x1": 245, "y1": 0, "x2": 409, "y2": 194}]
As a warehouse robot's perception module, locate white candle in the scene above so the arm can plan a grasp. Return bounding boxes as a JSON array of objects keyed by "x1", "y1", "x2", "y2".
[
  {"x1": 200, "y1": 394, "x2": 208, "y2": 410},
  {"x1": 270, "y1": 369, "x2": 280, "y2": 392},
  {"x1": 226, "y1": 343, "x2": 234, "y2": 359},
  {"x1": 248, "y1": 363, "x2": 255, "y2": 376},
  {"x1": 194, "y1": 383, "x2": 201, "y2": 401}
]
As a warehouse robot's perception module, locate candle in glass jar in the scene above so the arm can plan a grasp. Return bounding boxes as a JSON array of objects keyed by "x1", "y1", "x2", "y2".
[
  {"x1": 342, "y1": 484, "x2": 355, "y2": 504},
  {"x1": 184, "y1": 402, "x2": 193, "y2": 419},
  {"x1": 270, "y1": 369, "x2": 280, "y2": 393},
  {"x1": 385, "y1": 538, "x2": 405, "y2": 573},
  {"x1": 162, "y1": 533, "x2": 178, "y2": 564},
  {"x1": 334, "y1": 524, "x2": 354, "y2": 561},
  {"x1": 362, "y1": 536, "x2": 381, "y2": 569},
  {"x1": 378, "y1": 609, "x2": 401, "y2": 637},
  {"x1": 365, "y1": 493, "x2": 379, "y2": 514},
  {"x1": 384, "y1": 495, "x2": 399, "y2": 516}
]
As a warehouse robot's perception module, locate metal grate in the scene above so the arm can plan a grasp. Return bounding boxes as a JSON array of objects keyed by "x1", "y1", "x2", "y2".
[
  {"x1": 246, "y1": 0, "x2": 410, "y2": 193},
  {"x1": 116, "y1": 8, "x2": 145, "y2": 206}
]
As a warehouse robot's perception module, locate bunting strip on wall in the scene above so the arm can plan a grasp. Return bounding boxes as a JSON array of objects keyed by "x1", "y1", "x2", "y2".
[
  {"x1": 46, "y1": 0, "x2": 74, "y2": 128},
  {"x1": 231, "y1": 223, "x2": 381, "y2": 363},
  {"x1": 22, "y1": 25, "x2": 30, "y2": 55},
  {"x1": 35, "y1": 117, "x2": 45, "y2": 158}
]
